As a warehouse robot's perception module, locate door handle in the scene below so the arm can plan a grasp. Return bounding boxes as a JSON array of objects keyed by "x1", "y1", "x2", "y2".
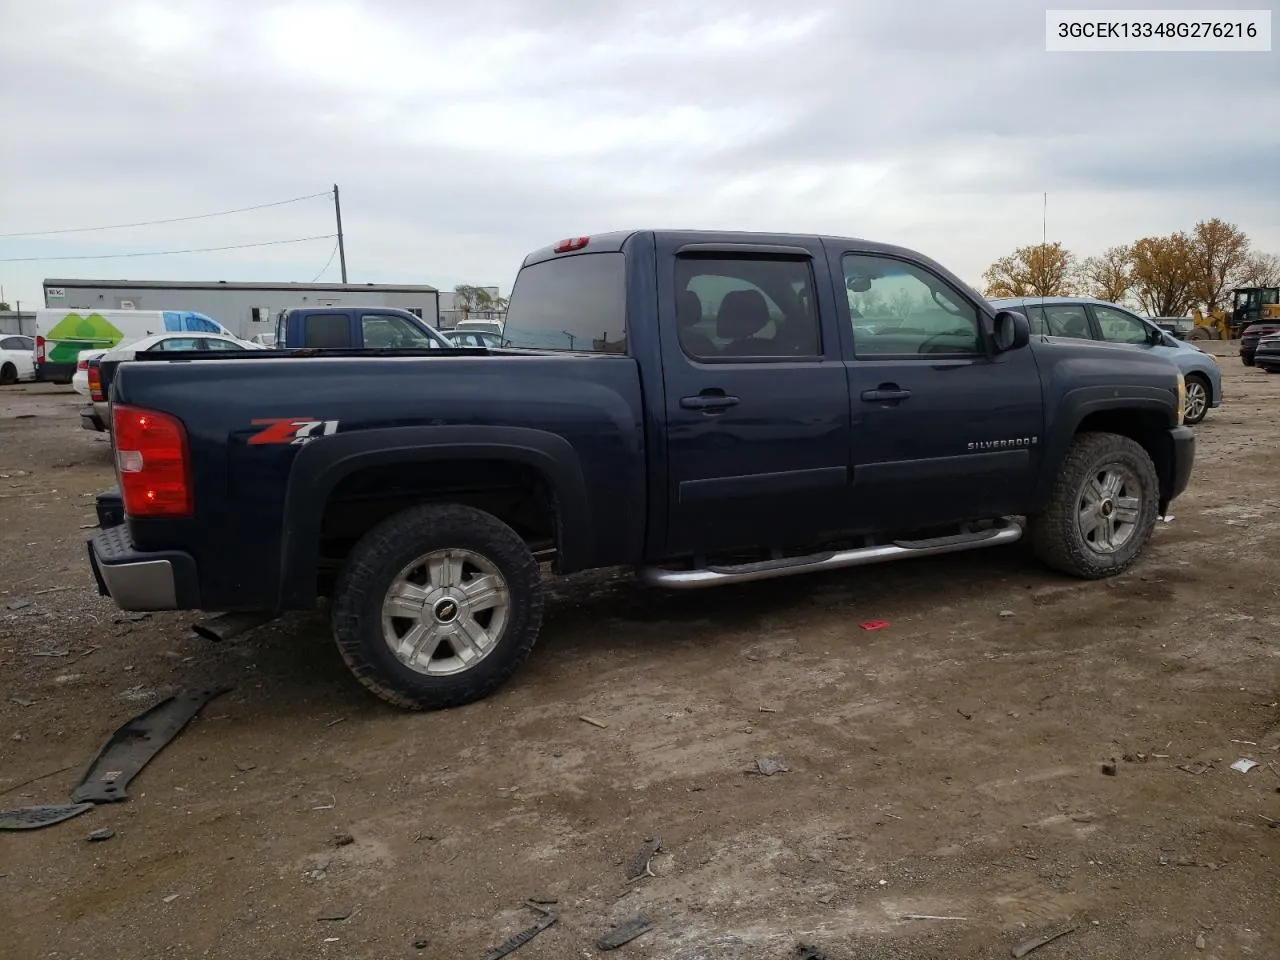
[
  {"x1": 681, "y1": 393, "x2": 740, "y2": 411},
  {"x1": 861, "y1": 386, "x2": 911, "y2": 402}
]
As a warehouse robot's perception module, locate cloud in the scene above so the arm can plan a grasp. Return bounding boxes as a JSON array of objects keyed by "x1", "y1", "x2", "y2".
[{"x1": 0, "y1": 0, "x2": 1276, "y2": 305}]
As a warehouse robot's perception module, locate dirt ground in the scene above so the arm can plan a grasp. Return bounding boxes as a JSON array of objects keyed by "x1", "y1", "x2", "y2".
[{"x1": 1, "y1": 346, "x2": 1278, "y2": 960}]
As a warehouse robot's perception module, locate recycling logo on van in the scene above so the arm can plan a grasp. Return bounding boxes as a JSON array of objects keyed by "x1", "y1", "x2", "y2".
[{"x1": 44, "y1": 312, "x2": 125, "y2": 364}]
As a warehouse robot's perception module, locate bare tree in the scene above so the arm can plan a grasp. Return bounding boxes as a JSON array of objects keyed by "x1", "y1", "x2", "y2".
[
  {"x1": 1080, "y1": 245, "x2": 1134, "y2": 303},
  {"x1": 1235, "y1": 251, "x2": 1280, "y2": 289}
]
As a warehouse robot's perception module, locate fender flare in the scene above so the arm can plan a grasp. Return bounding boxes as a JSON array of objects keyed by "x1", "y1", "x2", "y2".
[
  {"x1": 277, "y1": 424, "x2": 590, "y2": 607},
  {"x1": 1031, "y1": 387, "x2": 1177, "y2": 511}
]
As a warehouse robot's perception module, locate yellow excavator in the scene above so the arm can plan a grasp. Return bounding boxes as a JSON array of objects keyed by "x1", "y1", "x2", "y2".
[{"x1": 1186, "y1": 286, "x2": 1280, "y2": 340}]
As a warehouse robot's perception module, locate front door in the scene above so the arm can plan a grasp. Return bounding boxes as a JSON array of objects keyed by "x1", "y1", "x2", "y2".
[
  {"x1": 829, "y1": 246, "x2": 1045, "y2": 531},
  {"x1": 658, "y1": 238, "x2": 852, "y2": 557}
]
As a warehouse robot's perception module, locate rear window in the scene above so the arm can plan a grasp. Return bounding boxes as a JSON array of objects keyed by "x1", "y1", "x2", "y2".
[
  {"x1": 501, "y1": 252, "x2": 626, "y2": 353},
  {"x1": 303, "y1": 313, "x2": 351, "y2": 348}
]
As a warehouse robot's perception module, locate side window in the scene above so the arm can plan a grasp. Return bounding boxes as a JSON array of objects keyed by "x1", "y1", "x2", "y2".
[
  {"x1": 1094, "y1": 305, "x2": 1150, "y2": 344},
  {"x1": 674, "y1": 256, "x2": 820, "y2": 360},
  {"x1": 204, "y1": 338, "x2": 244, "y2": 351},
  {"x1": 0, "y1": 337, "x2": 23, "y2": 350},
  {"x1": 1022, "y1": 305, "x2": 1047, "y2": 335},
  {"x1": 303, "y1": 313, "x2": 352, "y2": 348},
  {"x1": 843, "y1": 254, "x2": 981, "y2": 357},
  {"x1": 361, "y1": 314, "x2": 438, "y2": 349},
  {"x1": 149, "y1": 337, "x2": 202, "y2": 352},
  {"x1": 1040, "y1": 304, "x2": 1093, "y2": 339}
]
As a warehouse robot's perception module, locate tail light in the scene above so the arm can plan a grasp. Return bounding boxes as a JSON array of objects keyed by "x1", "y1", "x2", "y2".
[
  {"x1": 35, "y1": 336, "x2": 45, "y2": 365},
  {"x1": 77, "y1": 358, "x2": 89, "y2": 371},
  {"x1": 88, "y1": 361, "x2": 105, "y2": 402},
  {"x1": 112, "y1": 405, "x2": 193, "y2": 518}
]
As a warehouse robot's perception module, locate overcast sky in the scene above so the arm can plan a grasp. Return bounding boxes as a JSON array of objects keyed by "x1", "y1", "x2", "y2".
[{"x1": 1, "y1": 0, "x2": 1277, "y2": 307}]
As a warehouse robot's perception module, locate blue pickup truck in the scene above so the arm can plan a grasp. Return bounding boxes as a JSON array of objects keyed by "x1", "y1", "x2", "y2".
[
  {"x1": 273, "y1": 306, "x2": 449, "y2": 350},
  {"x1": 86, "y1": 230, "x2": 1195, "y2": 710}
]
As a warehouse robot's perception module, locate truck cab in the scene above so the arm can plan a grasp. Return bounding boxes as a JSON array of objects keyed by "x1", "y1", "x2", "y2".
[{"x1": 274, "y1": 306, "x2": 449, "y2": 350}]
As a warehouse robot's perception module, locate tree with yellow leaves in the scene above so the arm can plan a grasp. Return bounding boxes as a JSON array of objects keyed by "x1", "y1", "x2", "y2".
[{"x1": 981, "y1": 242, "x2": 1077, "y2": 298}]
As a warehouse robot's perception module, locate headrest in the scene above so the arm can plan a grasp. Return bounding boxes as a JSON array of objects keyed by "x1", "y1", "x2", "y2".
[
  {"x1": 677, "y1": 291, "x2": 703, "y2": 330},
  {"x1": 717, "y1": 289, "x2": 771, "y2": 339}
]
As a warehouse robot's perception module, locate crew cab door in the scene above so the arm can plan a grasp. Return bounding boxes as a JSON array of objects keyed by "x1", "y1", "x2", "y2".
[
  {"x1": 657, "y1": 237, "x2": 852, "y2": 557},
  {"x1": 827, "y1": 244, "x2": 1044, "y2": 529}
]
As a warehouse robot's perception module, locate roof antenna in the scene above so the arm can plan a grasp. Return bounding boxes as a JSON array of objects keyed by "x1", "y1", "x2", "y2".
[{"x1": 1039, "y1": 191, "x2": 1049, "y2": 333}]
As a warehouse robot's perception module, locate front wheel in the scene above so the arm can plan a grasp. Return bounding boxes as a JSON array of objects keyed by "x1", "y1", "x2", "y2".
[
  {"x1": 331, "y1": 503, "x2": 544, "y2": 710},
  {"x1": 1029, "y1": 432, "x2": 1159, "y2": 579},
  {"x1": 1183, "y1": 373, "x2": 1210, "y2": 425}
]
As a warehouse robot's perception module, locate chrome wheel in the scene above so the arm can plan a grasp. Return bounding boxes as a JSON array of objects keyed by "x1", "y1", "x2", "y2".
[
  {"x1": 1076, "y1": 465, "x2": 1142, "y2": 555},
  {"x1": 1184, "y1": 378, "x2": 1207, "y2": 422},
  {"x1": 380, "y1": 548, "x2": 510, "y2": 676}
]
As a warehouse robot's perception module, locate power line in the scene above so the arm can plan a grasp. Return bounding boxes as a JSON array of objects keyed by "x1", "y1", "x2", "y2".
[
  {"x1": 0, "y1": 190, "x2": 334, "y2": 239},
  {"x1": 311, "y1": 239, "x2": 340, "y2": 282},
  {"x1": 0, "y1": 234, "x2": 337, "y2": 263}
]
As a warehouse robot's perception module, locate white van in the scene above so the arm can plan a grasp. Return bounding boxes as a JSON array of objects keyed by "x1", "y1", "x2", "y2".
[{"x1": 33, "y1": 308, "x2": 234, "y2": 384}]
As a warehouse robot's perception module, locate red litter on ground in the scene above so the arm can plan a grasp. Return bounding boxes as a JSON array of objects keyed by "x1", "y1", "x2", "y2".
[{"x1": 859, "y1": 620, "x2": 890, "y2": 631}]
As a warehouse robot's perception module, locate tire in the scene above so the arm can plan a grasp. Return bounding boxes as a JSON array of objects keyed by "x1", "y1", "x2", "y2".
[
  {"x1": 1029, "y1": 432, "x2": 1159, "y2": 580},
  {"x1": 331, "y1": 503, "x2": 544, "y2": 710},
  {"x1": 1242, "y1": 355, "x2": 1254, "y2": 367},
  {"x1": 1183, "y1": 373, "x2": 1210, "y2": 425},
  {"x1": 0, "y1": 363, "x2": 15, "y2": 386}
]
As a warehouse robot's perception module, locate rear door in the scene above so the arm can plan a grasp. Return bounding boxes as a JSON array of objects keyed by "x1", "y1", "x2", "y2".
[
  {"x1": 828, "y1": 245, "x2": 1045, "y2": 530},
  {"x1": 657, "y1": 237, "x2": 852, "y2": 556}
]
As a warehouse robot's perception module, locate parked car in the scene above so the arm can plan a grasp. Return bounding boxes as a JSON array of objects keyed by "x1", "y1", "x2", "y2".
[
  {"x1": 86, "y1": 229, "x2": 1194, "y2": 712},
  {"x1": 1253, "y1": 333, "x2": 1280, "y2": 372},
  {"x1": 452, "y1": 319, "x2": 504, "y2": 336},
  {"x1": 0, "y1": 334, "x2": 36, "y2": 385},
  {"x1": 72, "y1": 347, "x2": 107, "y2": 397},
  {"x1": 444, "y1": 329, "x2": 504, "y2": 348},
  {"x1": 1151, "y1": 317, "x2": 1195, "y2": 340},
  {"x1": 83, "y1": 332, "x2": 265, "y2": 432},
  {"x1": 988, "y1": 296, "x2": 1222, "y2": 425},
  {"x1": 1239, "y1": 319, "x2": 1280, "y2": 366},
  {"x1": 273, "y1": 307, "x2": 449, "y2": 350}
]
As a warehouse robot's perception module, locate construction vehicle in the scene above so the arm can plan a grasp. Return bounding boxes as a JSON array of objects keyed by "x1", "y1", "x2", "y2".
[{"x1": 1186, "y1": 286, "x2": 1280, "y2": 341}]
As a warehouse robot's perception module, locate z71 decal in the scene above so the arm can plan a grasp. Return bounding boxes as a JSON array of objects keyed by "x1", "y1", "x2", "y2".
[{"x1": 248, "y1": 418, "x2": 341, "y2": 446}]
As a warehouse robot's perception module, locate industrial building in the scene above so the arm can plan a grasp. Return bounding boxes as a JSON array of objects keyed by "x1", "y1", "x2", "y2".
[{"x1": 41, "y1": 279, "x2": 440, "y2": 340}]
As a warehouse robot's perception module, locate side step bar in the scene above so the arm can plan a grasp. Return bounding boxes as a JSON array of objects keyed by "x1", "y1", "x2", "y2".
[{"x1": 639, "y1": 520, "x2": 1023, "y2": 589}]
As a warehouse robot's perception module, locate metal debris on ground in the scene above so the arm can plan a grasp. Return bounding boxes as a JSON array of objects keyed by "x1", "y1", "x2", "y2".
[
  {"x1": 859, "y1": 620, "x2": 889, "y2": 631},
  {"x1": 1230, "y1": 758, "x2": 1259, "y2": 774},
  {"x1": 0, "y1": 803, "x2": 94, "y2": 831},
  {"x1": 596, "y1": 916, "x2": 653, "y2": 950},
  {"x1": 70, "y1": 687, "x2": 230, "y2": 804},
  {"x1": 1010, "y1": 925, "x2": 1077, "y2": 958},
  {"x1": 6, "y1": 599, "x2": 32, "y2": 610},
  {"x1": 626, "y1": 837, "x2": 662, "y2": 881},
  {"x1": 579, "y1": 715, "x2": 608, "y2": 729},
  {"x1": 479, "y1": 901, "x2": 558, "y2": 960},
  {"x1": 1195, "y1": 931, "x2": 1207, "y2": 950},
  {"x1": 317, "y1": 908, "x2": 353, "y2": 922},
  {"x1": 904, "y1": 914, "x2": 969, "y2": 920},
  {"x1": 753, "y1": 757, "x2": 789, "y2": 776},
  {"x1": 1177, "y1": 760, "x2": 1213, "y2": 776},
  {"x1": 162, "y1": 894, "x2": 180, "y2": 904},
  {"x1": 999, "y1": 610, "x2": 1015, "y2": 618},
  {"x1": 795, "y1": 945, "x2": 828, "y2": 960},
  {"x1": 87, "y1": 827, "x2": 115, "y2": 842},
  {"x1": 1101, "y1": 760, "x2": 1117, "y2": 776}
]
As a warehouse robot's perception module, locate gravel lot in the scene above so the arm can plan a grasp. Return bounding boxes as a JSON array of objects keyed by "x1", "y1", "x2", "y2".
[{"x1": 2, "y1": 344, "x2": 1278, "y2": 960}]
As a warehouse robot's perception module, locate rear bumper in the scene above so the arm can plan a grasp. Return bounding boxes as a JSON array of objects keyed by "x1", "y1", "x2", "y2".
[
  {"x1": 36, "y1": 362, "x2": 76, "y2": 384},
  {"x1": 88, "y1": 524, "x2": 201, "y2": 611},
  {"x1": 1166, "y1": 425, "x2": 1195, "y2": 505}
]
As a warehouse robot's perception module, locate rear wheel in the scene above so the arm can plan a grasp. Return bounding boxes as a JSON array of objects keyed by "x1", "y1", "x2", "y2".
[
  {"x1": 1242, "y1": 355, "x2": 1255, "y2": 367},
  {"x1": 1029, "y1": 432, "x2": 1159, "y2": 579},
  {"x1": 0, "y1": 363, "x2": 15, "y2": 386},
  {"x1": 1183, "y1": 373, "x2": 1210, "y2": 425},
  {"x1": 331, "y1": 503, "x2": 544, "y2": 710}
]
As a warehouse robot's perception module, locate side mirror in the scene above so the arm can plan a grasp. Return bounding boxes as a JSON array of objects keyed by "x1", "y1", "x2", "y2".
[{"x1": 992, "y1": 310, "x2": 1030, "y2": 352}]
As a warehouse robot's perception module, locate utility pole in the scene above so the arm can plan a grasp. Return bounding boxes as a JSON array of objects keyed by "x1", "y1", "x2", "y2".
[{"x1": 333, "y1": 183, "x2": 348, "y2": 283}]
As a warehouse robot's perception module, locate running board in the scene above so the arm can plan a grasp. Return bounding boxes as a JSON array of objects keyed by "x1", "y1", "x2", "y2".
[{"x1": 639, "y1": 520, "x2": 1023, "y2": 589}]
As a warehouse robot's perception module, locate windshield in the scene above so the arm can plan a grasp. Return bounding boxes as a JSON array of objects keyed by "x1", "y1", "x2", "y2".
[{"x1": 501, "y1": 252, "x2": 626, "y2": 353}]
